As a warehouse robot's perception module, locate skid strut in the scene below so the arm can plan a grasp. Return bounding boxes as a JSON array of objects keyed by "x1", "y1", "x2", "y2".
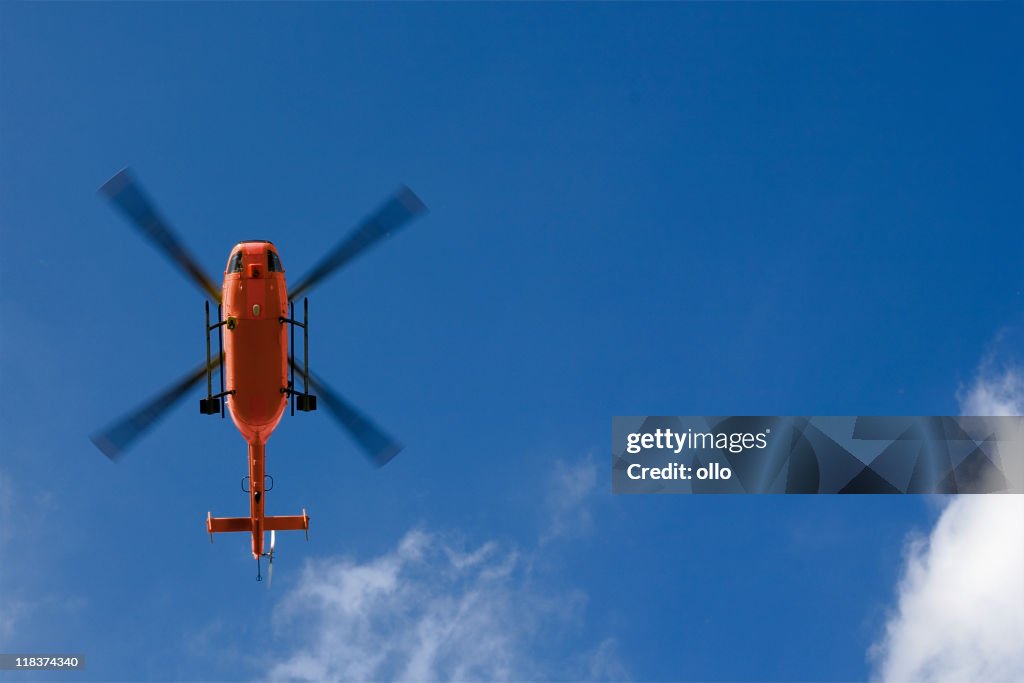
[
  {"x1": 280, "y1": 297, "x2": 317, "y2": 412},
  {"x1": 201, "y1": 300, "x2": 233, "y2": 415}
]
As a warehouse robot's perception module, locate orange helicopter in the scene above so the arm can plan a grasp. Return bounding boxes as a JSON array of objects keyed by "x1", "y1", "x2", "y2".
[{"x1": 90, "y1": 169, "x2": 427, "y2": 582}]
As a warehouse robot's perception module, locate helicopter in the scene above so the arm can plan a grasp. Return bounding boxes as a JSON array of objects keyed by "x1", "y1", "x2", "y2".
[{"x1": 90, "y1": 169, "x2": 427, "y2": 583}]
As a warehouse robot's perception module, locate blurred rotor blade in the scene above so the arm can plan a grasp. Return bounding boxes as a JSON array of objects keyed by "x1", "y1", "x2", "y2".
[
  {"x1": 288, "y1": 186, "x2": 427, "y2": 301},
  {"x1": 290, "y1": 359, "x2": 403, "y2": 467},
  {"x1": 90, "y1": 358, "x2": 220, "y2": 461},
  {"x1": 100, "y1": 168, "x2": 222, "y2": 302}
]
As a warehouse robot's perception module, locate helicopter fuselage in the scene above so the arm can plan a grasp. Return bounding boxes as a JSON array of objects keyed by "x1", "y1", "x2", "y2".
[{"x1": 212, "y1": 240, "x2": 301, "y2": 561}]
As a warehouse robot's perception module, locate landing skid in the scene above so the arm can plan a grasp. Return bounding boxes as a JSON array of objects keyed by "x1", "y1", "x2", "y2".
[
  {"x1": 280, "y1": 298, "x2": 317, "y2": 414},
  {"x1": 201, "y1": 300, "x2": 233, "y2": 415}
]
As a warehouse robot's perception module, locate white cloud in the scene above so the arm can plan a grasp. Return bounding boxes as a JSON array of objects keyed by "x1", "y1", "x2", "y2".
[
  {"x1": 871, "y1": 365, "x2": 1024, "y2": 683},
  {"x1": 268, "y1": 527, "x2": 622, "y2": 682},
  {"x1": 266, "y1": 455, "x2": 621, "y2": 681},
  {"x1": 958, "y1": 362, "x2": 1024, "y2": 416},
  {"x1": 871, "y1": 495, "x2": 1024, "y2": 683}
]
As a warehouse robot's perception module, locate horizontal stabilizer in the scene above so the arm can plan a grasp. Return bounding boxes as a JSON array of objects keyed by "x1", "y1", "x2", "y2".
[
  {"x1": 265, "y1": 512, "x2": 310, "y2": 532},
  {"x1": 205, "y1": 510, "x2": 310, "y2": 543},
  {"x1": 207, "y1": 514, "x2": 250, "y2": 534}
]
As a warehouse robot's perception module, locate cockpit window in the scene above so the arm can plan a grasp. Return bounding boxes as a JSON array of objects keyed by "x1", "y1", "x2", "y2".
[
  {"x1": 227, "y1": 252, "x2": 244, "y2": 273},
  {"x1": 268, "y1": 251, "x2": 283, "y2": 272}
]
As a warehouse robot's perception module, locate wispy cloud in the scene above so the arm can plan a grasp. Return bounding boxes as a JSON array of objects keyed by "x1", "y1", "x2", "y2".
[
  {"x1": 269, "y1": 457, "x2": 624, "y2": 682},
  {"x1": 0, "y1": 469, "x2": 83, "y2": 646},
  {"x1": 870, "y1": 363, "x2": 1024, "y2": 683},
  {"x1": 541, "y1": 455, "x2": 599, "y2": 544},
  {"x1": 957, "y1": 348, "x2": 1024, "y2": 415},
  {"x1": 0, "y1": 471, "x2": 26, "y2": 640}
]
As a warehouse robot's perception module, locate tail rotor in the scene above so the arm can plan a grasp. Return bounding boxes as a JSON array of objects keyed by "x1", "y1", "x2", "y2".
[
  {"x1": 256, "y1": 530, "x2": 277, "y2": 585},
  {"x1": 267, "y1": 530, "x2": 276, "y2": 587}
]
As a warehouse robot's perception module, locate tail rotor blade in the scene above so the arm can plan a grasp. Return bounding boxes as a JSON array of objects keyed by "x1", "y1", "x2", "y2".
[
  {"x1": 268, "y1": 530, "x2": 275, "y2": 588},
  {"x1": 99, "y1": 168, "x2": 222, "y2": 302},
  {"x1": 90, "y1": 358, "x2": 220, "y2": 461},
  {"x1": 288, "y1": 185, "x2": 427, "y2": 301},
  {"x1": 290, "y1": 360, "x2": 403, "y2": 467}
]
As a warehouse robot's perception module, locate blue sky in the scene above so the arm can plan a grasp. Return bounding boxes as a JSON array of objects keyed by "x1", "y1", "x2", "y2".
[{"x1": 1, "y1": 3, "x2": 1022, "y2": 682}]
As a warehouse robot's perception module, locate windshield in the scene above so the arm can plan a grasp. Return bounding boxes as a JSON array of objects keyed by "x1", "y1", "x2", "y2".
[{"x1": 268, "y1": 250, "x2": 283, "y2": 272}]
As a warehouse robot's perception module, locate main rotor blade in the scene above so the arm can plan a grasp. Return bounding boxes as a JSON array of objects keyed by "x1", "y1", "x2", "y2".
[
  {"x1": 100, "y1": 169, "x2": 222, "y2": 302},
  {"x1": 90, "y1": 358, "x2": 219, "y2": 461},
  {"x1": 288, "y1": 186, "x2": 427, "y2": 301},
  {"x1": 290, "y1": 360, "x2": 403, "y2": 467}
]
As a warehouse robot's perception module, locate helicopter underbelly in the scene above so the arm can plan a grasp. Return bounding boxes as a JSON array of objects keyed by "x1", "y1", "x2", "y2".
[
  {"x1": 222, "y1": 271, "x2": 289, "y2": 443},
  {"x1": 224, "y1": 317, "x2": 288, "y2": 441}
]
